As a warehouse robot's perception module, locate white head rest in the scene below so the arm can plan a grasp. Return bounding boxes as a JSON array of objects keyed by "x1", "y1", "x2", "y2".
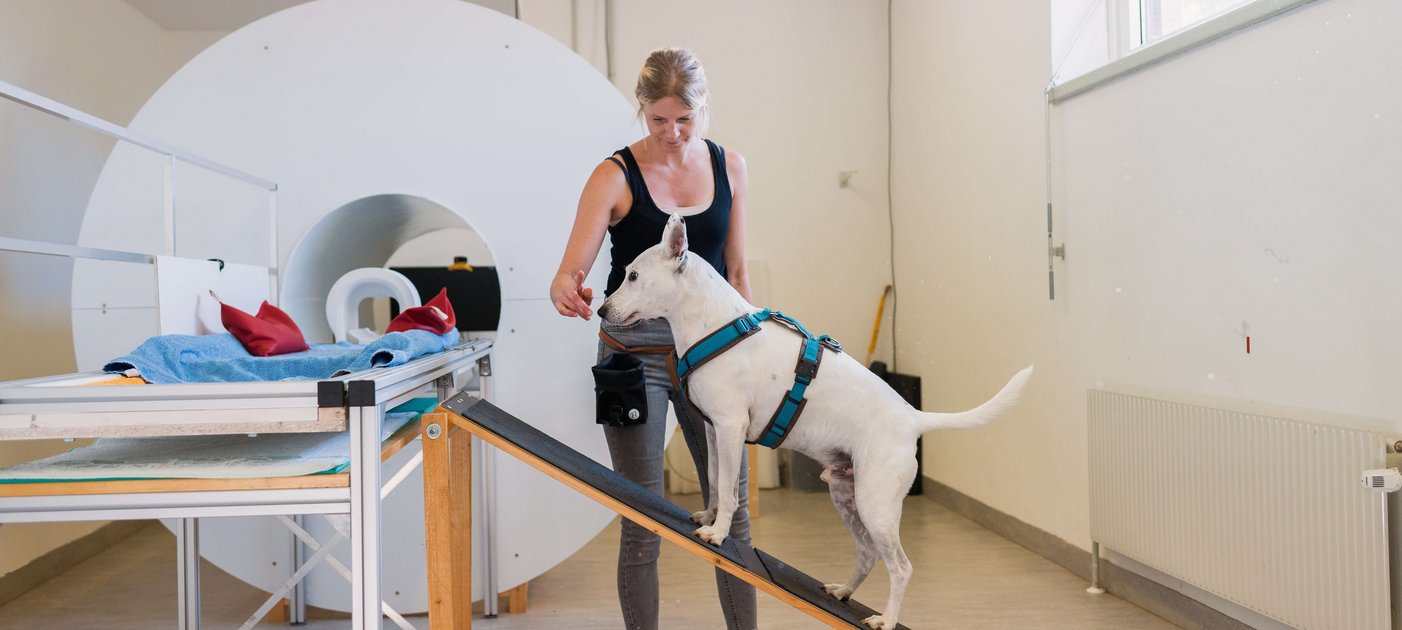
[{"x1": 325, "y1": 268, "x2": 421, "y2": 343}]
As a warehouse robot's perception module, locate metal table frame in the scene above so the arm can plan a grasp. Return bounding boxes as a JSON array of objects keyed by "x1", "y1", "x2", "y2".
[{"x1": 0, "y1": 338, "x2": 493, "y2": 629}]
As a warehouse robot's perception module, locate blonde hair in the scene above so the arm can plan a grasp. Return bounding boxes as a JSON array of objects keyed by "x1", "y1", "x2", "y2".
[{"x1": 635, "y1": 48, "x2": 710, "y2": 136}]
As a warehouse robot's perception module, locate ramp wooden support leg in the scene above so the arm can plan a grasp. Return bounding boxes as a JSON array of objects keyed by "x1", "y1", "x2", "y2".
[
  {"x1": 423, "y1": 412, "x2": 472, "y2": 630},
  {"x1": 504, "y1": 582, "x2": 529, "y2": 614}
]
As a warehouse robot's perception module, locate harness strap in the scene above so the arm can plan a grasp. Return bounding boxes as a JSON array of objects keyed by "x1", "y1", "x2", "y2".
[
  {"x1": 752, "y1": 336, "x2": 825, "y2": 448},
  {"x1": 674, "y1": 309, "x2": 772, "y2": 382},
  {"x1": 770, "y1": 311, "x2": 844, "y2": 353},
  {"x1": 672, "y1": 308, "x2": 842, "y2": 449}
]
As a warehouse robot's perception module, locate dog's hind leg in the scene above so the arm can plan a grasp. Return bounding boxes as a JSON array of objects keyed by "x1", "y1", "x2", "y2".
[
  {"x1": 853, "y1": 453, "x2": 917, "y2": 630},
  {"x1": 821, "y1": 463, "x2": 877, "y2": 601},
  {"x1": 693, "y1": 419, "x2": 747, "y2": 546}
]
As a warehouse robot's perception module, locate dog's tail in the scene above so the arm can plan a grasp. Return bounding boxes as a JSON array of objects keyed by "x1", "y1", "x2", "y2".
[{"x1": 912, "y1": 365, "x2": 1033, "y2": 434}]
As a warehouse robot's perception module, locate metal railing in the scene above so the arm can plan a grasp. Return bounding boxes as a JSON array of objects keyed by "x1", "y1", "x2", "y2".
[{"x1": 0, "y1": 78, "x2": 281, "y2": 301}]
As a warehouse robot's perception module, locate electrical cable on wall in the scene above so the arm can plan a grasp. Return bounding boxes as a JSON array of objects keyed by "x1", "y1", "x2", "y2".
[
  {"x1": 886, "y1": 0, "x2": 899, "y2": 372},
  {"x1": 604, "y1": 0, "x2": 615, "y2": 82}
]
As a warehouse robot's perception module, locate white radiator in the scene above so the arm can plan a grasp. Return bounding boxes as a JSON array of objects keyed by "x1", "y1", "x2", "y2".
[{"x1": 1088, "y1": 389, "x2": 1392, "y2": 629}]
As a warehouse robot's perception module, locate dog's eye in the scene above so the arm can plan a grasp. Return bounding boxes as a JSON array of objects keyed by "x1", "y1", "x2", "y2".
[{"x1": 628, "y1": 271, "x2": 638, "y2": 282}]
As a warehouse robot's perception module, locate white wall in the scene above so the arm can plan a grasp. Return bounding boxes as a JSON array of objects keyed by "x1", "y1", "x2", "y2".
[
  {"x1": 519, "y1": 0, "x2": 609, "y2": 77},
  {"x1": 0, "y1": 1, "x2": 220, "y2": 379},
  {"x1": 890, "y1": 0, "x2": 1069, "y2": 535},
  {"x1": 601, "y1": 0, "x2": 894, "y2": 354},
  {"x1": 894, "y1": 0, "x2": 1401, "y2": 556},
  {"x1": 0, "y1": 0, "x2": 221, "y2": 584}
]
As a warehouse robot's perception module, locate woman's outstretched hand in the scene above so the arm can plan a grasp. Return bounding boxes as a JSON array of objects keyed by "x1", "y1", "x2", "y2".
[{"x1": 551, "y1": 269, "x2": 594, "y2": 320}]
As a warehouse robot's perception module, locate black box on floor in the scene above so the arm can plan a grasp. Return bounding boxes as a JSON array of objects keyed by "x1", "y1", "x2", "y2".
[
  {"x1": 788, "y1": 362, "x2": 923, "y2": 496},
  {"x1": 870, "y1": 362, "x2": 923, "y2": 497}
]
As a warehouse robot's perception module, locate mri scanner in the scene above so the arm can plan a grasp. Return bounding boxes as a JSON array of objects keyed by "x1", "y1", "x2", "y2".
[{"x1": 68, "y1": 0, "x2": 650, "y2": 614}]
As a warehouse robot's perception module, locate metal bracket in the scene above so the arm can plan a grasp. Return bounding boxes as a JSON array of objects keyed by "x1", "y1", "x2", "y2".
[
  {"x1": 1087, "y1": 541, "x2": 1105, "y2": 594},
  {"x1": 477, "y1": 355, "x2": 492, "y2": 377},
  {"x1": 347, "y1": 380, "x2": 376, "y2": 407}
]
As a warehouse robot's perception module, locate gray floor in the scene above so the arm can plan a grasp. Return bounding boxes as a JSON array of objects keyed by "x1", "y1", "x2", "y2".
[{"x1": 0, "y1": 489, "x2": 1174, "y2": 629}]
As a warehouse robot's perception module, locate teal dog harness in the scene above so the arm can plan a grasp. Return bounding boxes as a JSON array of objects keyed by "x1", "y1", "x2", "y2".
[{"x1": 674, "y1": 309, "x2": 842, "y2": 448}]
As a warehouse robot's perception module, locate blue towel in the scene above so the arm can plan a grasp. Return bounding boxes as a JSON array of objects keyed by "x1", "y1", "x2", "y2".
[{"x1": 104, "y1": 330, "x2": 461, "y2": 384}]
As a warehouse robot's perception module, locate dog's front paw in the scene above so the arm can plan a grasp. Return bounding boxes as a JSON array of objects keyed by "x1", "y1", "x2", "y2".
[
  {"x1": 861, "y1": 614, "x2": 898, "y2": 630},
  {"x1": 693, "y1": 525, "x2": 728, "y2": 546},
  {"x1": 822, "y1": 583, "x2": 854, "y2": 601},
  {"x1": 690, "y1": 508, "x2": 717, "y2": 526}
]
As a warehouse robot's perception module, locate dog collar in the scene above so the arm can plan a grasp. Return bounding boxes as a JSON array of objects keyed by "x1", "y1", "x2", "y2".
[{"x1": 674, "y1": 308, "x2": 842, "y2": 448}]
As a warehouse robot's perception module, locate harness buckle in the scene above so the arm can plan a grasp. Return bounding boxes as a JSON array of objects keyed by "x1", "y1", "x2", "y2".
[{"x1": 795, "y1": 356, "x2": 819, "y2": 383}]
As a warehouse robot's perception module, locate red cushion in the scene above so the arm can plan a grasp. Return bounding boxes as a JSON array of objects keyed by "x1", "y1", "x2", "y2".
[
  {"x1": 220, "y1": 301, "x2": 311, "y2": 356},
  {"x1": 386, "y1": 287, "x2": 456, "y2": 335}
]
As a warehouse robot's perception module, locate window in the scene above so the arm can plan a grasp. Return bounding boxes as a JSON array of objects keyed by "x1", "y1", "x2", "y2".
[
  {"x1": 1136, "y1": 0, "x2": 1255, "y2": 49},
  {"x1": 1049, "y1": 0, "x2": 1320, "y2": 103}
]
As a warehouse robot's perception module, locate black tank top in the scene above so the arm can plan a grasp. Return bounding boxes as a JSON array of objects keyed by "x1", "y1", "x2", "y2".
[{"x1": 604, "y1": 139, "x2": 731, "y2": 296}]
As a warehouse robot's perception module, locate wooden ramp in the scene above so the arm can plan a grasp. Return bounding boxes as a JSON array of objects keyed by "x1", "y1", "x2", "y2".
[{"x1": 427, "y1": 393, "x2": 908, "y2": 630}]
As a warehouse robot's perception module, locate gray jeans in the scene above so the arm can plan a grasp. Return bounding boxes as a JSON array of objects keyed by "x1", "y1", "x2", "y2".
[{"x1": 598, "y1": 317, "x2": 758, "y2": 630}]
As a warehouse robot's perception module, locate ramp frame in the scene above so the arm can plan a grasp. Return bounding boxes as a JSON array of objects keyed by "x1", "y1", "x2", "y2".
[{"x1": 423, "y1": 393, "x2": 907, "y2": 629}]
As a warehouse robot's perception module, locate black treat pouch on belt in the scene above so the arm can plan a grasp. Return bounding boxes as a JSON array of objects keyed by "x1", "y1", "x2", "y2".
[{"x1": 592, "y1": 352, "x2": 648, "y2": 426}]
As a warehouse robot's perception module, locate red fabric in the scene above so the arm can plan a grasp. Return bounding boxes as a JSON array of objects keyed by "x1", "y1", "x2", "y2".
[
  {"x1": 220, "y1": 301, "x2": 311, "y2": 356},
  {"x1": 386, "y1": 287, "x2": 456, "y2": 335}
]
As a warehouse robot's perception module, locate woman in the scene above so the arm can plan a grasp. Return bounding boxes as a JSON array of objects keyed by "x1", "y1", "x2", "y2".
[{"x1": 549, "y1": 48, "x2": 757, "y2": 630}]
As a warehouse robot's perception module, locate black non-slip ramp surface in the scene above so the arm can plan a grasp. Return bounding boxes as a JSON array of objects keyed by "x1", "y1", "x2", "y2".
[{"x1": 439, "y1": 394, "x2": 910, "y2": 630}]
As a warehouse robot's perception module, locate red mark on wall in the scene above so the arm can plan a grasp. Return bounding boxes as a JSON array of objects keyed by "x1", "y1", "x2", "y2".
[{"x1": 1246, "y1": 336, "x2": 1251, "y2": 354}]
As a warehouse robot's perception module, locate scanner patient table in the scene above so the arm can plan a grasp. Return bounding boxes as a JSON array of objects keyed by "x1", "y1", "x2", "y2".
[{"x1": 0, "y1": 338, "x2": 493, "y2": 629}]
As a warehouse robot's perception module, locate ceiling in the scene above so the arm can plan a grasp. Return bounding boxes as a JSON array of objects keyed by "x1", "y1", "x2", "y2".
[{"x1": 122, "y1": 0, "x2": 516, "y2": 32}]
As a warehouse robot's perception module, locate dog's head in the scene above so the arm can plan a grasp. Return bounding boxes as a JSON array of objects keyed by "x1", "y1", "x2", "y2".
[{"x1": 598, "y1": 213, "x2": 691, "y2": 325}]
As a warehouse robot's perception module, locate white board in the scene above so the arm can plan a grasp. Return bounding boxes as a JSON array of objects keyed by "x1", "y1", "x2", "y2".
[{"x1": 154, "y1": 256, "x2": 269, "y2": 336}]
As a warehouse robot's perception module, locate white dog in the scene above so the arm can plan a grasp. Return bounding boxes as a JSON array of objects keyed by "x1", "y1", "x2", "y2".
[{"x1": 598, "y1": 215, "x2": 1032, "y2": 629}]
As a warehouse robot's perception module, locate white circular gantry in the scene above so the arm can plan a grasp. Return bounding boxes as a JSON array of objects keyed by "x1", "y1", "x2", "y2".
[{"x1": 74, "y1": 0, "x2": 645, "y2": 612}]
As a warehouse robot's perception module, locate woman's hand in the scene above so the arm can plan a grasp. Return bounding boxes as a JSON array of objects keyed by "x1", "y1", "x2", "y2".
[{"x1": 551, "y1": 270, "x2": 595, "y2": 320}]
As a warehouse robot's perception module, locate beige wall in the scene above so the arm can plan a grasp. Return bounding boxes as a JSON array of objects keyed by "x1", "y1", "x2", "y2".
[
  {"x1": 522, "y1": 0, "x2": 894, "y2": 354},
  {"x1": 889, "y1": 0, "x2": 1068, "y2": 535},
  {"x1": 0, "y1": 0, "x2": 220, "y2": 581},
  {"x1": 605, "y1": 0, "x2": 895, "y2": 355},
  {"x1": 894, "y1": 0, "x2": 1401, "y2": 557}
]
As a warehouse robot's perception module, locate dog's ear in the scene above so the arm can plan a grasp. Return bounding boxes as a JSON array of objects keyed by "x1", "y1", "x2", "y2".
[{"x1": 664, "y1": 214, "x2": 688, "y2": 262}]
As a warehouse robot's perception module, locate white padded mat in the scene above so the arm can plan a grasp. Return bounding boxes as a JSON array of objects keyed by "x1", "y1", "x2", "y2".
[{"x1": 0, "y1": 409, "x2": 419, "y2": 483}]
